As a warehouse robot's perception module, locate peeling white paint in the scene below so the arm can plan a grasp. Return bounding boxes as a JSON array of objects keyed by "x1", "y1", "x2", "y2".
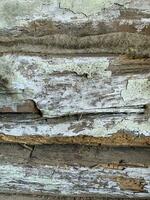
[
  {"x1": 121, "y1": 79, "x2": 150, "y2": 103},
  {"x1": 0, "y1": 55, "x2": 149, "y2": 137},
  {"x1": 91, "y1": 116, "x2": 150, "y2": 137},
  {"x1": 124, "y1": 0, "x2": 150, "y2": 13},
  {"x1": 0, "y1": 55, "x2": 149, "y2": 118},
  {"x1": 0, "y1": 113, "x2": 149, "y2": 137},
  {"x1": 0, "y1": 0, "x2": 120, "y2": 28},
  {"x1": 0, "y1": 0, "x2": 149, "y2": 29},
  {"x1": 32, "y1": 55, "x2": 111, "y2": 78},
  {"x1": 0, "y1": 164, "x2": 149, "y2": 197}
]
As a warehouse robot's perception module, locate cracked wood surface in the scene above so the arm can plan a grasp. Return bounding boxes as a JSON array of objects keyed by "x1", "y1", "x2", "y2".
[
  {"x1": 0, "y1": 0, "x2": 149, "y2": 144},
  {"x1": 0, "y1": 55, "x2": 150, "y2": 117},
  {"x1": 0, "y1": 113, "x2": 149, "y2": 146},
  {"x1": 0, "y1": 0, "x2": 150, "y2": 57},
  {"x1": 0, "y1": 55, "x2": 149, "y2": 142},
  {"x1": 0, "y1": 143, "x2": 149, "y2": 197},
  {"x1": 0, "y1": 0, "x2": 150, "y2": 36},
  {"x1": 0, "y1": 1, "x2": 149, "y2": 145},
  {"x1": 0, "y1": 0, "x2": 150, "y2": 198}
]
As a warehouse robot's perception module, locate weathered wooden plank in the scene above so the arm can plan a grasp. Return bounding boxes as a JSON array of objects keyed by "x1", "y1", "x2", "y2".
[
  {"x1": 0, "y1": 54, "x2": 149, "y2": 143},
  {"x1": 0, "y1": 33, "x2": 150, "y2": 57},
  {"x1": 0, "y1": 0, "x2": 149, "y2": 36},
  {"x1": 0, "y1": 1, "x2": 149, "y2": 57},
  {"x1": 0, "y1": 143, "x2": 32, "y2": 164},
  {"x1": 1, "y1": 143, "x2": 150, "y2": 167},
  {"x1": 0, "y1": 1, "x2": 149, "y2": 146},
  {"x1": 0, "y1": 113, "x2": 149, "y2": 145},
  {"x1": 0, "y1": 143, "x2": 149, "y2": 197},
  {"x1": 29, "y1": 145, "x2": 150, "y2": 168},
  {"x1": 0, "y1": 55, "x2": 149, "y2": 117},
  {"x1": 0, "y1": 164, "x2": 150, "y2": 197},
  {"x1": 0, "y1": 0, "x2": 149, "y2": 198}
]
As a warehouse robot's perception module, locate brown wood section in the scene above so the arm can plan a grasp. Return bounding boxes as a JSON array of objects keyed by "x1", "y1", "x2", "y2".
[
  {"x1": 0, "y1": 133, "x2": 150, "y2": 146},
  {"x1": 0, "y1": 143, "x2": 150, "y2": 167}
]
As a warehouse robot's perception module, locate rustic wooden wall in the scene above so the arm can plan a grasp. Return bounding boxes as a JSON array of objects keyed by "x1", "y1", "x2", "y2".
[{"x1": 0, "y1": 0, "x2": 150, "y2": 198}]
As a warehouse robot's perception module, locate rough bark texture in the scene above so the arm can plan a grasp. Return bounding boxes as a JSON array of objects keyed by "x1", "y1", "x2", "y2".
[{"x1": 0, "y1": 0, "x2": 150, "y2": 198}]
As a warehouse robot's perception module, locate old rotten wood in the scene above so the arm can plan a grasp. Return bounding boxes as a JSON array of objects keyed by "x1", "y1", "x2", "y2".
[
  {"x1": 0, "y1": 0, "x2": 150, "y2": 198},
  {"x1": 0, "y1": 143, "x2": 150, "y2": 197}
]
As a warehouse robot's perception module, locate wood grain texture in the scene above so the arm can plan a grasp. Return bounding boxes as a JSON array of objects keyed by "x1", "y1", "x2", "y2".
[
  {"x1": 1, "y1": 143, "x2": 150, "y2": 167},
  {"x1": 0, "y1": 0, "x2": 149, "y2": 35},
  {"x1": 0, "y1": 143, "x2": 149, "y2": 198},
  {"x1": 0, "y1": 0, "x2": 150, "y2": 57},
  {"x1": 1, "y1": 164, "x2": 149, "y2": 197},
  {"x1": 0, "y1": 113, "x2": 149, "y2": 146},
  {"x1": 0, "y1": 0, "x2": 149, "y2": 142},
  {"x1": 0, "y1": 55, "x2": 149, "y2": 141},
  {"x1": 0, "y1": 55, "x2": 149, "y2": 117},
  {"x1": 0, "y1": 0, "x2": 150, "y2": 198}
]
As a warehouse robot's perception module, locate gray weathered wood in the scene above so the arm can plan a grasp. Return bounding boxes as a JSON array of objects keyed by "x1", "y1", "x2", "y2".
[
  {"x1": 0, "y1": 0, "x2": 149, "y2": 37},
  {"x1": 0, "y1": 0, "x2": 149, "y2": 142},
  {"x1": 0, "y1": 113, "x2": 149, "y2": 145},
  {"x1": 0, "y1": 0, "x2": 150, "y2": 198},
  {"x1": 0, "y1": 164, "x2": 149, "y2": 197},
  {"x1": 1, "y1": 143, "x2": 150, "y2": 167},
  {"x1": 0, "y1": 0, "x2": 150, "y2": 58},
  {"x1": 0, "y1": 143, "x2": 149, "y2": 198},
  {"x1": 0, "y1": 55, "x2": 149, "y2": 117},
  {"x1": 0, "y1": 55, "x2": 149, "y2": 141}
]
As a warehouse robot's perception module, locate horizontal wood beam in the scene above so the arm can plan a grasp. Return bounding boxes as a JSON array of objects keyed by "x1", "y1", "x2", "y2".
[
  {"x1": 0, "y1": 54, "x2": 149, "y2": 143},
  {"x1": 0, "y1": 113, "x2": 149, "y2": 146},
  {"x1": 0, "y1": 0, "x2": 150, "y2": 36},
  {"x1": 0, "y1": 143, "x2": 149, "y2": 197},
  {"x1": 0, "y1": 55, "x2": 149, "y2": 117},
  {"x1": 0, "y1": 1, "x2": 149, "y2": 199},
  {"x1": 0, "y1": 1, "x2": 149, "y2": 145}
]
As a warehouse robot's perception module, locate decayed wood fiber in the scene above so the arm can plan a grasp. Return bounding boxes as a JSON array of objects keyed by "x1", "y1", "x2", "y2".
[
  {"x1": 0, "y1": 143, "x2": 149, "y2": 197},
  {"x1": 0, "y1": 133, "x2": 149, "y2": 146},
  {"x1": 0, "y1": 55, "x2": 149, "y2": 144},
  {"x1": 0, "y1": 1, "x2": 149, "y2": 198},
  {"x1": 0, "y1": 0, "x2": 149, "y2": 145}
]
